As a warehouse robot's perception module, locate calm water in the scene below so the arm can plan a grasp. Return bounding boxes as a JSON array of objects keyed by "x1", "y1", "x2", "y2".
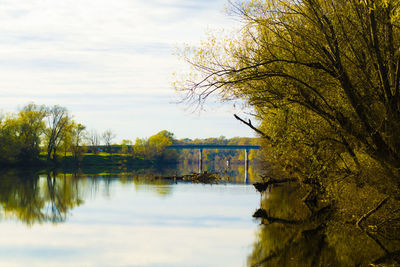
[
  {"x1": 1, "y1": 164, "x2": 398, "y2": 266},
  {"x1": 0, "y1": 166, "x2": 261, "y2": 267}
]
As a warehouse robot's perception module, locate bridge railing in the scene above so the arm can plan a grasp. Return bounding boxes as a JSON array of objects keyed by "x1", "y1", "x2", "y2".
[{"x1": 166, "y1": 144, "x2": 261, "y2": 150}]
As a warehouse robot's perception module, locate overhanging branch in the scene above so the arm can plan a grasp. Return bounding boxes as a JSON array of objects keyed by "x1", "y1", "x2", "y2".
[{"x1": 234, "y1": 114, "x2": 271, "y2": 141}]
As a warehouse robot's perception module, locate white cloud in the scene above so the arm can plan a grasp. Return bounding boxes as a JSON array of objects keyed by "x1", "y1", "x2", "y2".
[{"x1": 0, "y1": 0, "x2": 254, "y2": 140}]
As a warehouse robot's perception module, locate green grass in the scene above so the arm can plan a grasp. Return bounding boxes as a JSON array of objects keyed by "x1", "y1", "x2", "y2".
[
  {"x1": 56, "y1": 153, "x2": 153, "y2": 173},
  {"x1": 33, "y1": 152, "x2": 176, "y2": 174}
]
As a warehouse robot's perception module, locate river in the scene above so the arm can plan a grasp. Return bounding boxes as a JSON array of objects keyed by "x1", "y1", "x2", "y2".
[
  {"x1": 0, "y1": 163, "x2": 398, "y2": 266},
  {"x1": 0, "y1": 163, "x2": 261, "y2": 267}
]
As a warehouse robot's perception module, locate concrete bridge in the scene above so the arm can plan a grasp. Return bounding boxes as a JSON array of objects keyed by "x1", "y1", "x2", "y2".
[{"x1": 166, "y1": 144, "x2": 261, "y2": 182}]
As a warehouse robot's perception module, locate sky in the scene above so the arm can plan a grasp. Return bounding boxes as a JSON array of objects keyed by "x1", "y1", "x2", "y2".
[{"x1": 0, "y1": 0, "x2": 255, "y2": 142}]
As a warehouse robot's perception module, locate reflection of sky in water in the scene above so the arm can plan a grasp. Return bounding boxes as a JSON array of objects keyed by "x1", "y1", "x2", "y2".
[{"x1": 0, "y1": 180, "x2": 259, "y2": 267}]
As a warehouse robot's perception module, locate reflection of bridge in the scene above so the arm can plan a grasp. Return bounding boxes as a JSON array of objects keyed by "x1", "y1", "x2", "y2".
[{"x1": 166, "y1": 144, "x2": 261, "y2": 182}]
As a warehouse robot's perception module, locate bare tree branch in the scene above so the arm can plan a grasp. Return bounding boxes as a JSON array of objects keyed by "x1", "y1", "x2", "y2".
[{"x1": 234, "y1": 114, "x2": 271, "y2": 141}]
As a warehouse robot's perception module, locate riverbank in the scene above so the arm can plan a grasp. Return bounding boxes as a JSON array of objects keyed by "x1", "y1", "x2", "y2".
[
  {"x1": 60, "y1": 153, "x2": 156, "y2": 173},
  {"x1": 0, "y1": 153, "x2": 178, "y2": 174}
]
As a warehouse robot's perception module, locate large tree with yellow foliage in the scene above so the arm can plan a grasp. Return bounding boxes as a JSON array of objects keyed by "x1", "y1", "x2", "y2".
[{"x1": 176, "y1": 0, "x2": 400, "y2": 195}]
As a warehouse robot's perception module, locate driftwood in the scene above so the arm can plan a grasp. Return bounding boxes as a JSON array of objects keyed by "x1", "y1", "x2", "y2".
[
  {"x1": 253, "y1": 178, "x2": 297, "y2": 192},
  {"x1": 254, "y1": 205, "x2": 332, "y2": 226},
  {"x1": 253, "y1": 209, "x2": 302, "y2": 225},
  {"x1": 159, "y1": 171, "x2": 222, "y2": 184}
]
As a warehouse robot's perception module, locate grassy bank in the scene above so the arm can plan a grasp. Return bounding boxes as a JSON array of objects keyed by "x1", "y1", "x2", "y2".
[{"x1": 18, "y1": 152, "x2": 176, "y2": 174}]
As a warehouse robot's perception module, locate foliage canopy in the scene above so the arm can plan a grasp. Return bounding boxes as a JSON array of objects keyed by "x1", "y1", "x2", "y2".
[{"x1": 176, "y1": 0, "x2": 400, "y2": 195}]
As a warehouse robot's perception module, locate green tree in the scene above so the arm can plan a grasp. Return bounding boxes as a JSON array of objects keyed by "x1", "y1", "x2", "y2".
[
  {"x1": 70, "y1": 123, "x2": 87, "y2": 162},
  {"x1": 0, "y1": 115, "x2": 23, "y2": 164},
  {"x1": 147, "y1": 130, "x2": 177, "y2": 162},
  {"x1": 133, "y1": 130, "x2": 177, "y2": 162},
  {"x1": 133, "y1": 137, "x2": 147, "y2": 158},
  {"x1": 121, "y1": 139, "x2": 133, "y2": 154},
  {"x1": 17, "y1": 103, "x2": 47, "y2": 162},
  {"x1": 0, "y1": 104, "x2": 47, "y2": 165},
  {"x1": 44, "y1": 105, "x2": 72, "y2": 162}
]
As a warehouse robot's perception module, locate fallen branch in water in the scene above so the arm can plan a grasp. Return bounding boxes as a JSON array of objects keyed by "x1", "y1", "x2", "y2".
[
  {"x1": 253, "y1": 178, "x2": 297, "y2": 192},
  {"x1": 158, "y1": 172, "x2": 222, "y2": 184},
  {"x1": 254, "y1": 206, "x2": 332, "y2": 226},
  {"x1": 253, "y1": 208, "x2": 302, "y2": 225},
  {"x1": 356, "y1": 196, "x2": 389, "y2": 230}
]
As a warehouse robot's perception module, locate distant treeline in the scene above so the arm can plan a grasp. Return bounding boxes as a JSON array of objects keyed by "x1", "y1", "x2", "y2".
[
  {"x1": 0, "y1": 103, "x2": 259, "y2": 168},
  {"x1": 0, "y1": 103, "x2": 179, "y2": 167},
  {"x1": 89, "y1": 135, "x2": 261, "y2": 165}
]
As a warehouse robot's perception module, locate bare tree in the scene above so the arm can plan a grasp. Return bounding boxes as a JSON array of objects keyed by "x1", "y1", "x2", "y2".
[
  {"x1": 102, "y1": 129, "x2": 116, "y2": 155},
  {"x1": 87, "y1": 129, "x2": 100, "y2": 154}
]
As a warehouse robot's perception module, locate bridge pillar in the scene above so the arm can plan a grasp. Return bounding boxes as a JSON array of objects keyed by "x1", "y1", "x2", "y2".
[
  {"x1": 199, "y1": 148, "x2": 203, "y2": 173},
  {"x1": 245, "y1": 149, "x2": 249, "y2": 183}
]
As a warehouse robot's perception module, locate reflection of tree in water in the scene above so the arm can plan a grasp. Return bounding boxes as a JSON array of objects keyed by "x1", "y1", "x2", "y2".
[
  {"x1": 44, "y1": 172, "x2": 84, "y2": 223},
  {"x1": 0, "y1": 169, "x2": 178, "y2": 225},
  {"x1": 248, "y1": 184, "x2": 400, "y2": 266},
  {"x1": 0, "y1": 172, "x2": 43, "y2": 223},
  {"x1": 0, "y1": 171, "x2": 83, "y2": 225}
]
